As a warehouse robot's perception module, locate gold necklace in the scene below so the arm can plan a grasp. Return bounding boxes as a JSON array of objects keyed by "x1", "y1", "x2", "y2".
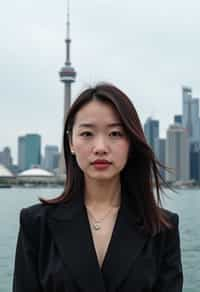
[
  {"x1": 86, "y1": 191, "x2": 121, "y2": 231},
  {"x1": 87, "y1": 205, "x2": 114, "y2": 231}
]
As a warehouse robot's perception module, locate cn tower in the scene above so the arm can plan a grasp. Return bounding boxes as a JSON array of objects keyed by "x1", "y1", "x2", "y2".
[{"x1": 59, "y1": 0, "x2": 77, "y2": 175}]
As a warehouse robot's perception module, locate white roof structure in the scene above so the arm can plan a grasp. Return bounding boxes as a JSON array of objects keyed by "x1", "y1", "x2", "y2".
[
  {"x1": 0, "y1": 164, "x2": 13, "y2": 177},
  {"x1": 18, "y1": 167, "x2": 54, "y2": 177}
]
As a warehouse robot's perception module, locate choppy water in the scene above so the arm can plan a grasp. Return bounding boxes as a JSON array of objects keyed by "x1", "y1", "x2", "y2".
[{"x1": 0, "y1": 187, "x2": 199, "y2": 291}]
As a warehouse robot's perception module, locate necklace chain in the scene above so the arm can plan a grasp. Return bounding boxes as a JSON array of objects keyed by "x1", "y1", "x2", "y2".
[{"x1": 85, "y1": 190, "x2": 121, "y2": 231}]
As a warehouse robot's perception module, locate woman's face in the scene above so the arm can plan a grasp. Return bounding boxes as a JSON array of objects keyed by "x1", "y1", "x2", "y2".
[{"x1": 69, "y1": 100, "x2": 130, "y2": 182}]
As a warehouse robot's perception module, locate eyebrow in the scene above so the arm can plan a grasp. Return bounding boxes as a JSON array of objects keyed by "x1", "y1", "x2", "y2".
[{"x1": 78, "y1": 122, "x2": 123, "y2": 128}]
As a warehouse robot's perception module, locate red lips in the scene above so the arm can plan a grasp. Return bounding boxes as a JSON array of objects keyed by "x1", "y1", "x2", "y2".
[{"x1": 92, "y1": 159, "x2": 111, "y2": 164}]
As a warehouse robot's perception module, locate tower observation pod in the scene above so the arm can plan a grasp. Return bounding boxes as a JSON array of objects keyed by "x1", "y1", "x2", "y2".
[{"x1": 59, "y1": 0, "x2": 77, "y2": 175}]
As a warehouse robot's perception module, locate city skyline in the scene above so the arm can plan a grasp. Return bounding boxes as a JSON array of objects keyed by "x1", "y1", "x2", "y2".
[
  {"x1": 1, "y1": 0, "x2": 200, "y2": 163},
  {"x1": 2, "y1": 83, "x2": 200, "y2": 183}
]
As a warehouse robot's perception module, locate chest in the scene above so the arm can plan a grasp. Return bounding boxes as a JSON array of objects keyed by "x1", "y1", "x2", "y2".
[
  {"x1": 42, "y1": 205, "x2": 161, "y2": 292},
  {"x1": 87, "y1": 208, "x2": 119, "y2": 268}
]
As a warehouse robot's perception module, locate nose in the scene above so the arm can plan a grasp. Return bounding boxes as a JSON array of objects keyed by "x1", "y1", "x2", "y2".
[{"x1": 93, "y1": 136, "x2": 109, "y2": 154}]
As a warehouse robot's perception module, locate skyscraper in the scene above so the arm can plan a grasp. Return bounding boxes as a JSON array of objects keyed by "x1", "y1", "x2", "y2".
[
  {"x1": 166, "y1": 124, "x2": 189, "y2": 182},
  {"x1": 154, "y1": 138, "x2": 166, "y2": 180},
  {"x1": 0, "y1": 147, "x2": 13, "y2": 170},
  {"x1": 144, "y1": 117, "x2": 159, "y2": 154},
  {"x1": 18, "y1": 134, "x2": 41, "y2": 171},
  {"x1": 59, "y1": 0, "x2": 77, "y2": 174},
  {"x1": 182, "y1": 86, "x2": 200, "y2": 143},
  {"x1": 43, "y1": 145, "x2": 59, "y2": 172},
  {"x1": 18, "y1": 136, "x2": 26, "y2": 171},
  {"x1": 191, "y1": 98, "x2": 200, "y2": 142},
  {"x1": 182, "y1": 86, "x2": 193, "y2": 139},
  {"x1": 190, "y1": 141, "x2": 200, "y2": 182},
  {"x1": 174, "y1": 115, "x2": 182, "y2": 125}
]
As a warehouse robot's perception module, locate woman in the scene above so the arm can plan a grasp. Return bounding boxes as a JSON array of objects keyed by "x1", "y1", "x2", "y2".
[{"x1": 13, "y1": 83, "x2": 183, "y2": 291}]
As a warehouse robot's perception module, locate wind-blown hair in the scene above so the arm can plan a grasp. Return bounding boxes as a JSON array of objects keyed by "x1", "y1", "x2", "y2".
[{"x1": 40, "y1": 83, "x2": 174, "y2": 235}]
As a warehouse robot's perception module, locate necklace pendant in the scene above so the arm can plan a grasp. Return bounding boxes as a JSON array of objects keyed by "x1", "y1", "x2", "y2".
[{"x1": 93, "y1": 223, "x2": 101, "y2": 230}]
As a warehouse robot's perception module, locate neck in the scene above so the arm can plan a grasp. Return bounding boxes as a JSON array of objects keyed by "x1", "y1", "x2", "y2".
[{"x1": 84, "y1": 176, "x2": 121, "y2": 208}]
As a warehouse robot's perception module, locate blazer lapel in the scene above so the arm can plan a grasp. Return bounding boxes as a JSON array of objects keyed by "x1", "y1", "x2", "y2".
[
  {"x1": 101, "y1": 192, "x2": 150, "y2": 292},
  {"x1": 47, "y1": 190, "x2": 149, "y2": 292},
  {"x1": 48, "y1": 193, "x2": 106, "y2": 292}
]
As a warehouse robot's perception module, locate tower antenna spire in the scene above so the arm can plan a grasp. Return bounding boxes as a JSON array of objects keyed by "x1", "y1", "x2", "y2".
[
  {"x1": 65, "y1": 0, "x2": 71, "y2": 65},
  {"x1": 67, "y1": 0, "x2": 70, "y2": 40}
]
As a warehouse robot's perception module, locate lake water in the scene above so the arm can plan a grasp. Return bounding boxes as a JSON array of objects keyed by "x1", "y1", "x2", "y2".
[{"x1": 0, "y1": 187, "x2": 199, "y2": 291}]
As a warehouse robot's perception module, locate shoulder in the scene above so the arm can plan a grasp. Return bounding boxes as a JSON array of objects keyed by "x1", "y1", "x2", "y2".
[
  {"x1": 160, "y1": 207, "x2": 179, "y2": 227},
  {"x1": 156, "y1": 209, "x2": 183, "y2": 276},
  {"x1": 18, "y1": 203, "x2": 58, "y2": 249},
  {"x1": 155, "y1": 208, "x2": 181, "y2": 247},
  {"x1": 19, "y1": 203, "x2": 56, "y2": 228}
]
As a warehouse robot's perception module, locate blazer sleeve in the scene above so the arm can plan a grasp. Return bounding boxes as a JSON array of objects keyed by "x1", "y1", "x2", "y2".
[
  {"x1": 153, "y1": 213, "x2": 184, "y2": 292},
  {"x1": 13, "y1": 207, "x2": 42, "y2": 292}
]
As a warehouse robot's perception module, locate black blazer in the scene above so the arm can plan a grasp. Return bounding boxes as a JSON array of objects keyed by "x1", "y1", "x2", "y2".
[{"x1": 13, "y1": 191, "x2": 183, "y2": 292}]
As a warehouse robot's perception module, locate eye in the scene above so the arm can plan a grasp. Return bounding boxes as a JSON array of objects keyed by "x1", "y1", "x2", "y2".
[
  {"x1": 110, "y1": 131, "x2": 123, "y2": 137},
  {"x1": 80, "y1": 131, "x2": 93, "y2": 137}
]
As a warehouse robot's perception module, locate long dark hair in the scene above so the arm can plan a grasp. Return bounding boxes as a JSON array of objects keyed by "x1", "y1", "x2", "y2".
[{"x1": 40, "y1": 83, "x2": 174, "y2": 235}]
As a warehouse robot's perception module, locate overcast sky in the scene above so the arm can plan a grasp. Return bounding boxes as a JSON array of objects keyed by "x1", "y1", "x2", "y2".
[{"x1": 1, "y1": 0, "x2": 200, "y2": 163}]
